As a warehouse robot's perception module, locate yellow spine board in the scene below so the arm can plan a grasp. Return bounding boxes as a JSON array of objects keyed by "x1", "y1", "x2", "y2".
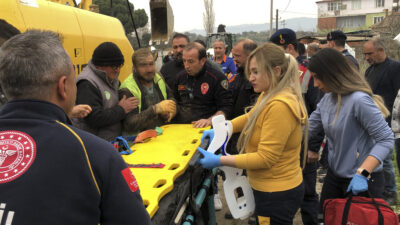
[{"x1": 122, "y1": 124, "x2": 206, "y2": 218}]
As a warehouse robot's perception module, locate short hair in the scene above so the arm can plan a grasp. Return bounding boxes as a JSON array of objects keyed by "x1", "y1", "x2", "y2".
[
  {"x1": 307, "y1": 43, "x2": 319, "y2": 52},
  {"x1": 236, "y1": 39, "x2": 258, "y2": 55},
  {"x1": 194, "y1": 39, "x2": 207, "y2": 48},
  {"x1": 214, "y1": 39, "x2": 225, "y2": 46},
  {"x1": 0, "y1": 19, "x2": 20, "y2": 41},
  {"x1": 0, "y1": 30, "x2": 72, "y2": 100},
  {"x1": 333, "y1": 39, "x2": 346, "y2": 48},
  {"x1": 297, "y1": 42, "x2": 306, "y2": 56},
  {"x1": 172, "y1": 33, "x2": 189, "y2": 43},
  {"x1": 371, "y1": 38, "x2": 386, "y2": 52},
  {"x1": 184, "y1": 42, "x2": 206, "y2": 60},
  {"x1": 132, "y1": 48, "x2": 153, "y2": 67}
]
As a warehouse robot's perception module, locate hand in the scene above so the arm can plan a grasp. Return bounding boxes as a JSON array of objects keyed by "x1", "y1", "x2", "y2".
[
  {"x1": 154, "y1": 100, "x2": 176, "y2": 114},
  {"x1": 70, "y1": 104, "x2": 92, "y2": 118},
  {"x1": 119, "y1": 95, "x2": 139, "y2": 113},
  {"x1": 197, "y1": 147, "x2": 221, "y2": 169},
  {"x1": 201, "y1": 129, "x2": 214, "y2": 144},
  {"x1": 347, "y1": 174, "x2": 368, "y2": 195},
  {"x1": 307, "y1": 150, "x2": 320, "y2": 163},
  {"x1": 192, "y1": 118, "x2": 211, "y2": 128}
]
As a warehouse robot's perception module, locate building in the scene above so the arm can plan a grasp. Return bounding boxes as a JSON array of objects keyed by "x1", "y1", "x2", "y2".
[{"x1": 316, "y1": 0, "x2": 399, "y2": 33}]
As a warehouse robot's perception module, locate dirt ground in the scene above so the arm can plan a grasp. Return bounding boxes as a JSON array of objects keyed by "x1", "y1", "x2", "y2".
[{"x1": 214, "y1": 172, "x2": 324, "y2": 225}]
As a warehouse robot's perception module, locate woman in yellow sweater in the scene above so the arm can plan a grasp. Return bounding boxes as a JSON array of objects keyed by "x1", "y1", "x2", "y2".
[{"x1": 198, "y1": 42, "x2": 308, "y2": 225}]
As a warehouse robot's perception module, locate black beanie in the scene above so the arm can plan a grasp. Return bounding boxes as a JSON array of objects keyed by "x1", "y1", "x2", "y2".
[{"x1": 92, "y1": 42, "x2": 124, "y2": 67}]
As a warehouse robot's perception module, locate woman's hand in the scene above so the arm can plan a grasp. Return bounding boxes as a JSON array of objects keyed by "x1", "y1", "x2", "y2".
[{"x1": 197, "y1": 147, "x2": 221, "y2": 169}]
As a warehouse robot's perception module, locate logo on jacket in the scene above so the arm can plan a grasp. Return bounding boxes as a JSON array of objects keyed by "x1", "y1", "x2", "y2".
[
  {"x1": 104, "y1": 90, "x2": 111, "y2": 100},
  {"x1": 221, "y1": 80, "x2": 229, "y2": 90},
  {"x1": 0, "y1": 131, "x2": 36, "y2": 184},
  {"x1": 201, "y1": 82, "x2": 209, "y2": 95},
  {"x1": 121, "y1": 168, "x2": 139, "y2": 192}
]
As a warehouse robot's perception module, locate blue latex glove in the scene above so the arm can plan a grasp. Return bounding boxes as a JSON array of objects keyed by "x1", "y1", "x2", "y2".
[
  {"x1": 347, "y1": 174, "x2": 368, "y2": 195},
  {"x1": 197, "y1": 147, "x2": 221, "y2": 169},
  {"x1": 201, "y1": 129, "x2": 214, "y2": 144}
]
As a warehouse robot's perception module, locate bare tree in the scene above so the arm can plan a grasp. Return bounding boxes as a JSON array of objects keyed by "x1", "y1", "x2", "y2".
[{"x1": 203, "y1": 0, "x2": 215, "y2": 35}]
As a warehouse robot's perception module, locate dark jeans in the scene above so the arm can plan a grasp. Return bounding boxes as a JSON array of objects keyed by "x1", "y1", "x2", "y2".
[
  {"x1": 319, "y1": 168, "x2": 385, "y2": 213},
  {"x1": 254, "y1": 183, "x2": 304, "y2": 225},
  {"x1": 301, "y1": 162, "x2": 318, "y2": 225}
]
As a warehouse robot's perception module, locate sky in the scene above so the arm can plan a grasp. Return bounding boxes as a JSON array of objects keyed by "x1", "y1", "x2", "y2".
[{"x1": 130, "y1": 0, "x2": 319, "y2": 32}]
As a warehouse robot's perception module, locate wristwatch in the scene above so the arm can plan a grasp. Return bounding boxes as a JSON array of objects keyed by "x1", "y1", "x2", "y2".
[{"x1": 357, "y1": 168, "x2": 371, "y2": 178}]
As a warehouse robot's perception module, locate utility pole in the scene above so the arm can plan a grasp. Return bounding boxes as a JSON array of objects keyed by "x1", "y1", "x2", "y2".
[
  {"x1": 276, "y1": 9, "x2": 279, "y2": 32},
  {"x1": 269, "y1": 0, "x2": 273, "y2": 37}
]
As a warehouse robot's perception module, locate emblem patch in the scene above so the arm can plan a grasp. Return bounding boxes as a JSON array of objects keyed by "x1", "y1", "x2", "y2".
[
  {"x1": 201, "y1": 82, "x2": 209, "y2": 95},
  {"x1": 0, "y1": 131, "x2": 36, "y2": 184},
  {"x1": 104, "y1": 90, "x2": 111, "y2": 100},
  {"x1": 221, "y1": 80, "x2": 229, "y2": 90},
  {"x1": 178, "y1": 85, "x2": 187, "y2": 91},
  {"x1": 121, "y1": 168, "x2": 139, "y2": 192}
]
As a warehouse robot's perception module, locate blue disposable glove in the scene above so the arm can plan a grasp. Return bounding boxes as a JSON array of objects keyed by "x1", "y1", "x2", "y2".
[
  {"x1": 347, "y1": 174, "x2": 368, "y2": 195},
  {"x1": 197, "y1": 147, "x2": 221, "y2": 169},
  {"x1": 201, "y1": 129, "x2": 214, "y2": 144}
]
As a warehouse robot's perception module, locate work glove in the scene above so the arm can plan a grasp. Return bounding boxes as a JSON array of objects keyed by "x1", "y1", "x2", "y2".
[
  {"x1": 154, "y1": 100, "x2": 176, "y2": 114},
  {"x1": 197, "y1": 147, "x2": 221, "y2": 169},
  {"x1": 201, "y1": 129, "x2": 214, "y2": 144},
  {"x1": 346, "y1": 174, "x2": 368, "y2": 195}
]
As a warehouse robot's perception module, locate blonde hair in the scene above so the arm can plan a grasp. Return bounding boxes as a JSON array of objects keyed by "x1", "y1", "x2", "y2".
[
  {"x1": 237, "y1": 43, "x2": 309, "y2": 167},
  {"x1": 308, "y1": 48, "x2": 390, "y2": 123}
]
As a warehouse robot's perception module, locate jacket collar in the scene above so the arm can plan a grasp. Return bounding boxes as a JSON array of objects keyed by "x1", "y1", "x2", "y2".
[
  {"x1": 0, "y1": 99, "x2": 71, "y2": 124},
  {"x1": 88, "y1": 60, "x2": 118, "y2": 88}
]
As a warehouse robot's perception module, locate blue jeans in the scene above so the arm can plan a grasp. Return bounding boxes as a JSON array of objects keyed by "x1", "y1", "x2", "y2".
[{"x1": 383, "y1": 147, "x2": 397, "y2": 193}]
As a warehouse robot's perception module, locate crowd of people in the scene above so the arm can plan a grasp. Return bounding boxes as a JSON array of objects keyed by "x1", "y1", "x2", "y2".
[{"x1": 1, "y1": 17, "x2": 400, "y2": 224}]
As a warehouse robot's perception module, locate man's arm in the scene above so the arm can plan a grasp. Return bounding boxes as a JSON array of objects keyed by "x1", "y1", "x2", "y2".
[
  {"x1": 76, "y1": 80, "x2": 126, "y2": 128},
  {"x1": 120, "y1": 89, "x2": 163, "y2": 134}
]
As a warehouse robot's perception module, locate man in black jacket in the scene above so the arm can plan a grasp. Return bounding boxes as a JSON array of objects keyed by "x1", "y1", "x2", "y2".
[
  {"x1": 74, "y1": 42, "x2": 138, "y2": 141},
  {"x1": 174, "y1": 43, "x2": 232, "y2": 128},
  {"x1": 364, "y1": 38, "x2": 400, "y2": 205},
  {"x1": 0, "y1": 30, "x2": 150, "y2": 225},
  {"x1": 160, "y1": 33, "x2": 189, "y2": 91}
]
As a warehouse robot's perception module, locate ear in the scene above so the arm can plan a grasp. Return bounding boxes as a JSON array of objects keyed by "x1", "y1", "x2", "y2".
[
  {"x1": 200, "y1": 57, "x2": 207, "y2": 65},
  {"x1": 57, "y1": 76, "x2": 68, "y2": 100},
  {"x1": 273, "y1": 66, "x2": 282, "y2": 78}
]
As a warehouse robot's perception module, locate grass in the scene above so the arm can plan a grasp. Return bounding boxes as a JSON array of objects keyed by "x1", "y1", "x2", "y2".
[{"x1": 392, "y1": 149, "x2": 400, "y2": 213}]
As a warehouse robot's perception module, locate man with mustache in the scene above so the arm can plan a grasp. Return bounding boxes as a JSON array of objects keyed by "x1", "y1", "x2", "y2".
[
  {"x1": 160, "y1": 33, "x2": 189, "y2": 92},
  {"x1": 120, "y1": 48, "x2": 176, "y2": 134},
  {"x1": 74, "y1": 42, "x2": 138, "y2": 141}
]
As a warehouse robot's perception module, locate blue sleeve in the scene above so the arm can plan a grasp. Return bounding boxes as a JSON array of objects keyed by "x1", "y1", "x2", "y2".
[
  {"x1": 308, "y1": 98, "x2": 325, "y2": 152},
  {"x1": 228, "y1": 58, "x2": 236, "y2": 75},
  {"x1": 355, "y1": 95, "x2": 394, "y2": 164}
]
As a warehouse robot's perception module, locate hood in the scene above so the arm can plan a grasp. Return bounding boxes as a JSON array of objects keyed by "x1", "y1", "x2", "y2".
[{"x1": 267, "y1": 90, "x2": 307, "y2": 125}]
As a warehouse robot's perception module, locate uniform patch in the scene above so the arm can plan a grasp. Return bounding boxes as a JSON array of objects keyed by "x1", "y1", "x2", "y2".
[
  {"x1": 0, "y1": 131, "x2": 36, "y2": 184},
  {"x1": 178, "y1": 85, "x2": 187, "y2": 91},
  {"x1": 221, "y1": 80, "x2": 229, "y2": 90},
  {"x1": 201, "y1": 82, "x2": 209, "y2": 95},
  {"x1": 121, "y1": 168, "x2": 139, "y2": 192},
  {"x1": 104, "y1": 90, "x2": 111, "y2": 100}
]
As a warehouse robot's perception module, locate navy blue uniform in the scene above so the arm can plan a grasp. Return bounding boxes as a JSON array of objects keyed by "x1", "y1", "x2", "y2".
[
  {"x1": 0, "y1": 100, "x2": 150, "y2": 225},
  {"x1": 173, "y1": 61, "x2": 233, "y2": 123}
]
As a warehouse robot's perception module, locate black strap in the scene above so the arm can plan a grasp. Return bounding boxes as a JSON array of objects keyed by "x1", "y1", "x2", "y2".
[{"x1": 341, "y1": 193, "x2": 384, "y2": 225}]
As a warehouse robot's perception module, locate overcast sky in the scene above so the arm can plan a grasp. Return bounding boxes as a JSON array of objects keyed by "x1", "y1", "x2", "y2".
[{"x1": 130, "y1": 0, "x2": 319, "y2": 32}]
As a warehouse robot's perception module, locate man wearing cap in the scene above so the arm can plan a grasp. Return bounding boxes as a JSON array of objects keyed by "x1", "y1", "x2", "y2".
[
  {"x1": 74, "y1": 42, "x2": 138, "y2": 141},
  {"x1": 327, "y1": 30, "x2": 359, "y2": 70},
  {"x1": 270, "y1": 28, "x2": 323, "y2": 225},
  {"x1": 119, "y1": 48, "x2": 176, "y2": 134}
]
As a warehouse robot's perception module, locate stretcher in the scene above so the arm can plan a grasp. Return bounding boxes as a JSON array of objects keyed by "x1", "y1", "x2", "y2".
[{"x1": 121, "y1": 124, "x2": 207, "y2": 219}]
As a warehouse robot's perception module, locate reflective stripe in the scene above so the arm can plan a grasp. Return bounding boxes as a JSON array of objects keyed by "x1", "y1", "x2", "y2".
[
  {"x1": 56, "y1": 121, "x2": 101, "y2": 195},
  {"x1": 120, "y1": 73, "x2": 167, "y2": 113}
]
